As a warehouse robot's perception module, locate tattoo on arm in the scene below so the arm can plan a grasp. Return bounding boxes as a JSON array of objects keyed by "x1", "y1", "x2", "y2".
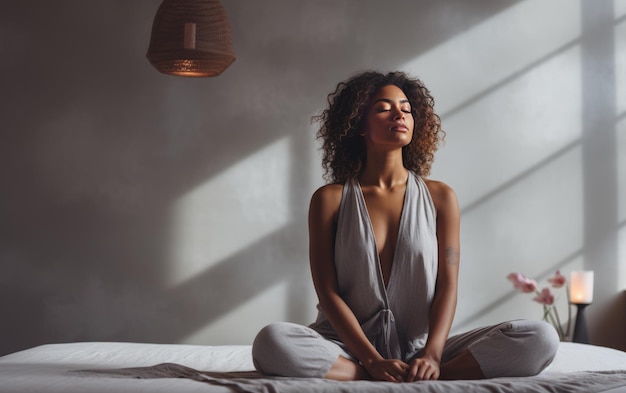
[{"x1": 445, "y1": 246, "x2": 460, "y2": 266}]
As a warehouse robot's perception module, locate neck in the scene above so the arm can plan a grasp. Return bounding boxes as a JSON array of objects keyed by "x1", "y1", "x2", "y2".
[{"x1": 358, "y1": 149, "x2": 408, "y2": 189}]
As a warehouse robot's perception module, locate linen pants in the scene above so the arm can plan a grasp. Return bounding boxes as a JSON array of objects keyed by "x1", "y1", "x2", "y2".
[{"x1": 252, "y1": 319, "x2": 559, "y2": 379}]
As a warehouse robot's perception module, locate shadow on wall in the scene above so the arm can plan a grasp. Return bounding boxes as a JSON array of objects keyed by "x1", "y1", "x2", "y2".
[{"x1": 1, "y1": 0, "x2": 623, "y2": 355}]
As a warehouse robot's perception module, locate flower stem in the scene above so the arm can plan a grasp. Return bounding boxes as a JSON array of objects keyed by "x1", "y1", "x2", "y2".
[
  {"x1": 549, "y1": 311, "x2": 563, "y2": 340},
  {"x1": 552, "y1": 305, "x2": 565, "y2": 339},
  {"x1": 543, "y1": 305, "x2": 563, "y2": 340}
]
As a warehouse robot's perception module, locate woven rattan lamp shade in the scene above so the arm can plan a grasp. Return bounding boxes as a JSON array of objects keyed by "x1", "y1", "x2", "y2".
[{"x1": 147, "y1": 0, "x2": 235, "y2": 77}]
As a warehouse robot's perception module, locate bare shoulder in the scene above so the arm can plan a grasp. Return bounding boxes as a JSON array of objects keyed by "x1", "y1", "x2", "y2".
[
  {"x1": 309, "y1": 183, "x2": 343, "y2": 217},
  {"x1": 423, "y1": 179, "x2": 459, "y2": 214}
]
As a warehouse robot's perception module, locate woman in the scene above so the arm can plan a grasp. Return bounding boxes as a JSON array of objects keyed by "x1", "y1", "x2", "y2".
[{"x1": 252, "y1": 71, "x2": 559, "y2": 382}]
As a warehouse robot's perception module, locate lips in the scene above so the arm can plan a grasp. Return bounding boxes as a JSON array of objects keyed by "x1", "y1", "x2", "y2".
[{"x1": 390, "y1": 124, "x2": 409, "y2": 132}]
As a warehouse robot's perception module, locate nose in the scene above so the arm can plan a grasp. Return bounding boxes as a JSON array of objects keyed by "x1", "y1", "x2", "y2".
[{"x1": 392, "y1": 106, "x2": 405, "y2": 120}]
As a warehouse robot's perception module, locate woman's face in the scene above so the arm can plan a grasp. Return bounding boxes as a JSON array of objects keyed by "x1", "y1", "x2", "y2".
[{"x1": 362, "y1": 84, "x2": 414, "y2": 150}]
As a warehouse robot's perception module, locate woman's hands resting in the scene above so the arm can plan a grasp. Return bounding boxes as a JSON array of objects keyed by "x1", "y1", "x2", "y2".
[
  {"x1": 407, "y1": 354, "x2": 441, "y2": 381},
  {"x1": 364, "y1": 358, "x2": 408, "y2": 383},
  {"x1": 364, "y1": 355, "x2": 440, "y2": 382}
]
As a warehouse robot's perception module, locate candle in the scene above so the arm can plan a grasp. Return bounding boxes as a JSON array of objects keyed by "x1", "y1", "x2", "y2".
[{"x1": 569, "y1": 271, "x2": 594, "y2": 304}]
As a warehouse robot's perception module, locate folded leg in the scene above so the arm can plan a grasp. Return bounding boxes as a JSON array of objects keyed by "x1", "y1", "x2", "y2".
[
  {"x1": 252, "y1": 322, "x2": 354, "y2": 378},
  {"x1": 437, "y1": 319, "x2": 559, "y2": 378}
]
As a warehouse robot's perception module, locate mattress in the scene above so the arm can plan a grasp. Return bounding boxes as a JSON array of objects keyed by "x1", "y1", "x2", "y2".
[{"x1": 0, "y1": 341, "x2": 625, "y2": 393}]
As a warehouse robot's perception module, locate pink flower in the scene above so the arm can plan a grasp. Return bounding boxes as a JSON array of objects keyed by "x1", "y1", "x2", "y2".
[
  {"x1": 548, "y1": 270, "x2": 566, "y2": 288},
  {"x1": 533, "y1": 287, "x2": 555, "y2": 305},
  {"x1": 507, "y1": 272, "x2": 538, "y2": 293},
  {"x1": 505, "y1": 271, "x2": 569, "y2": 340}
]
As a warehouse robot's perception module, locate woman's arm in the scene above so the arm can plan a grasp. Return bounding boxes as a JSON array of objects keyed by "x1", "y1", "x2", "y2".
[
  {"x1": 408, "y1": 180, "x2": 460, "y2": 381},
  {"x1": 309, "y1": 185, "x2": 409, "y2": 382}
]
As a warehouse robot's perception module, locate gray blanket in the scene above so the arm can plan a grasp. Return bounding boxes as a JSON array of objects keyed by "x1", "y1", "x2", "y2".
[{"x1": 79, "y1": 363, "x2": 626, "y2": 393}]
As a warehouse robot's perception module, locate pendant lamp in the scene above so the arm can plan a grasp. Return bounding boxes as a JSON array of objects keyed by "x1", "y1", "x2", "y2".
[{"x1": 147, "y1": 0, "x2": 236, "y2": 77}]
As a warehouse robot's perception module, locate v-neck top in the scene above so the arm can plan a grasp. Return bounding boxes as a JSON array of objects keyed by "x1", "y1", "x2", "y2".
[{"x1": 309, "y1": 171, "x2": 438, "y2": 361}]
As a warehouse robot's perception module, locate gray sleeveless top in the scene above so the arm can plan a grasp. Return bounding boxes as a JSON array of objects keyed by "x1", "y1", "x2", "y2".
[{"x1": 310, "y1": 171, "x2": 438, "y2": 361}]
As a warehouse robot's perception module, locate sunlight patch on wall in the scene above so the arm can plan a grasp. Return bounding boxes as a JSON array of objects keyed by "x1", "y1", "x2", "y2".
[
  {"x1": 398, "y1": 0, "x2": 583, "y2": 210},
  {"x1": 401, "y1": 0, "x2": 581, "y2": 115},
  {"x1": 180, "y1": 280, "x2": 288, "y2": 345},
  {"x1": 454, "y1": 145, "x2": 583, "y2": 329},
  {"x1": 168, "y1": 137, "x2": 292, "y2": 287},
  {"x1": 432, "y1": 45, "x2": 582, "y2": 210}
]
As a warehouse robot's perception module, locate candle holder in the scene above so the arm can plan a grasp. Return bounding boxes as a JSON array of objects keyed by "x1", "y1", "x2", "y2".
[
  {"x1": 569, "y1": 271, "x2": 594, "y2": 344},
  {"x1": 572, "y1": 302, "x2": 590, "y2": 344}
]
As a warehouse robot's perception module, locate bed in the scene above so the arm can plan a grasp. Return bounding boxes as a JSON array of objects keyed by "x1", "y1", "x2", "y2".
[{"x1": 0, "y1": 341, "x2": 625, "y2": 393}]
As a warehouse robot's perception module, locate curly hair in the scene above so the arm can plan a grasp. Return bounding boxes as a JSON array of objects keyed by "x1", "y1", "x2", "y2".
[{"x1": 313, "y1": 71, "x2": 444, "y2": 184}]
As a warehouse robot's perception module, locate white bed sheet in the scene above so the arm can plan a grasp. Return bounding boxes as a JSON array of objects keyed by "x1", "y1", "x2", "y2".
[
  {"x1": 0, "y1": 342, "x2": 252, "y2": 393},
  {"x1": 547, "y1": 342, "x2": 626, "y2": 373},
  {"x1": 0, "y1": 341, "x2": 624, "y2": 393}
]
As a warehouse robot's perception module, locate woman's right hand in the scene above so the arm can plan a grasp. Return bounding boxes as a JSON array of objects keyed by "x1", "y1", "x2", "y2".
[{"x1": 364, "y1": 358, "x2": 410, "y2": 382}]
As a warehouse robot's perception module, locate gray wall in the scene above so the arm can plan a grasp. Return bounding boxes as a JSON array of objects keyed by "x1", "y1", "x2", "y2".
[{"x1": 1, "y1": 0, "x2": 624, "y2": 356}]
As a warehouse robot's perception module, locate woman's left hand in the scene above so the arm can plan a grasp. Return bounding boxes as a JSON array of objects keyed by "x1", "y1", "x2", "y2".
[{"x1": 407, "y1": 355, "x2": 440, "y2": 381}]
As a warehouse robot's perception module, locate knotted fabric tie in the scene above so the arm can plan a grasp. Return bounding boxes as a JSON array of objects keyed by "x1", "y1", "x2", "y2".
[{"x1": 379, "y1": 308, "x2": 401, "y2": 359}]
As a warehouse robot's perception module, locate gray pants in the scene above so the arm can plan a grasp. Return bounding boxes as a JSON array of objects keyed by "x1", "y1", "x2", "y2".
[{"x1": 252, "y1": 319, "x2": 559, "y2": 379}]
